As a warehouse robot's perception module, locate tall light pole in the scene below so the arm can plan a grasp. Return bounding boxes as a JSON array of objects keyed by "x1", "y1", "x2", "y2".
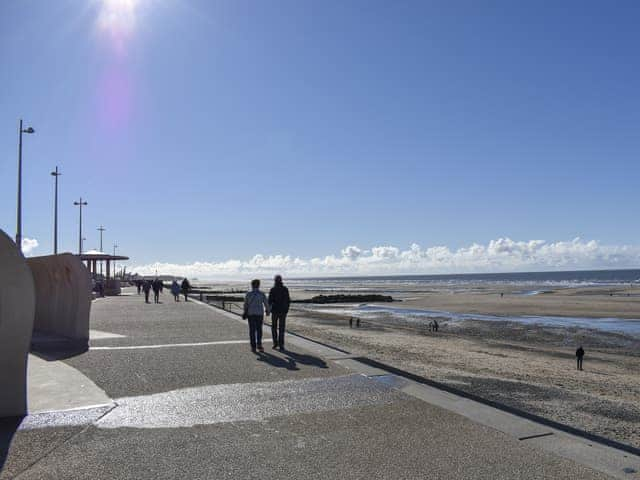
[
  {"x1": 113, "y1": 243, "x2": 118, "y2": 278},
  {"x1": 98, "y1": 225, "x2": 105, "y2": 252},
  {"x1": 16, "y1": 119, "x2": 35, "y2": 248},
  {"x1": 51, "y1": 166, "x2": 61, "y2": 254},
  {"x1": 73, "y1": 198, "x2": 87, "y2": 254},
  {"x1": 98, "y1": 225, "x2": 105, "y2": 275}
]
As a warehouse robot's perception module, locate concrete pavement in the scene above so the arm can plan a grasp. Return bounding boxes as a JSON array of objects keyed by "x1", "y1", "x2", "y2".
[{"x1": 1, "y1": 287, "x2": 639, "y2": 479}]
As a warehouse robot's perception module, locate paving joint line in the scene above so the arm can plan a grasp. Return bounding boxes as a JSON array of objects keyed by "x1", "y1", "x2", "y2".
[{"x1": 14, "y1": 404, "x2": 117, "y2": 479}]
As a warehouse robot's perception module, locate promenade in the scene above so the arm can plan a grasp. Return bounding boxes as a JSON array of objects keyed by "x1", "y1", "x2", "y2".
[{"x1": 1, "y1": 288, "x2": 638, "y2": 479}]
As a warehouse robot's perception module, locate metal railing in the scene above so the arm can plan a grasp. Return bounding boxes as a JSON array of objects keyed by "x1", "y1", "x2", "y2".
[{"x1": 200, "y1": 296, "x2": 244, "y2": 317}]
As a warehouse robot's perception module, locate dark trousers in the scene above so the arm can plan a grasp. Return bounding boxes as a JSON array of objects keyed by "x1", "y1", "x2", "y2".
[
  {"x1": 271, "y1": 312, "x2": 287, "y2": 347},
  {"x1": 183, "y1": 292, "x2": 188, "y2": 301},
  {"x1": 144, "y1": 291, "x2": 150, "y2": 303},
  {"x1": 577, "y1": 357, "x2": 583, "y2": 370},
  {"x1": 154, "y1": 291, "x2": 160, "y2": 303},
  {"x1": 248, "y1": 315, "x2": 263, "y2": 350}
]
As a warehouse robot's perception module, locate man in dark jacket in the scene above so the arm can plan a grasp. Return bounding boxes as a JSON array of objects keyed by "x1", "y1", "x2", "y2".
[
  {"x1": 181, "y1": 278, "x2": 191, "y2": 302},
  {"x1": 142, "y1": 280, "x2": 152, "y2": 304},
  {"x1": 576, "y1": 346, "x2": 585, "y2": 371},
  {"x1": 152, "y1": 278, "x2": 163, "y2": 304},
  {"x1": 268, "y1": 275, "x2": 290, "y2": 351}
]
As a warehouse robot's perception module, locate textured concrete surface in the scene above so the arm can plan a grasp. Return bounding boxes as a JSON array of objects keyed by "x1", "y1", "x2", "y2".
[
  {"x1": 65, "y1": 343, "x2": 340, "y2": 398},
  {"x1": 4, "y1": 398, "x2": 612, "y2": 480},
  {"x1": 0, "y1": 229, "x2": 35, "y2": 417},
  {"x1": 2, "y1": 288, "x2": 626, "y2": 479},
  {"x1": 27, "y1": 355, "x2": 111, "y2": 414},
  {"x1": 88, "y1": 291, "x2": 249, "y2": 346},
  {"x1": 98, "y1": 374, "x2": 400, "y2": 428}
]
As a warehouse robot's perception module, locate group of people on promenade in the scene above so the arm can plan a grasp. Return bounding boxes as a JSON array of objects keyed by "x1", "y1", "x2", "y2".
[
  {"x1": 243, "y1": 275, "x2": 290, "y2": 352},
  {"x1": 135, "y1": 278, "x2": 191, "y2": 304}
]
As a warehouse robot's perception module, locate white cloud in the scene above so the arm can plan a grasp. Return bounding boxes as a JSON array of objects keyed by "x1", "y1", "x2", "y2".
[
  {"x1": 129, "y1": 237, "x2": 640, "y2": 279},
  {"x1": 21, "y1": 237, "x2": 39, "y2": 256}
]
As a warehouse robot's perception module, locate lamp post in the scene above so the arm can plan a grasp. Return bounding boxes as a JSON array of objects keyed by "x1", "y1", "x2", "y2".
[
  {"x1": 16, "y1": 119, "x2": 35, "y2": 248},
  {"x1": 97, "y1": 225, "x2": 105, "y2": 275},
  {"x1": 51, "y1": 166, "x2": 61, "y2": 254},
  {"x1": 113, "y1": 243, "x2": 118, "y2": 278},
  {"x1": 73, "y1": 198, "x2": 87, "y2": 254}
]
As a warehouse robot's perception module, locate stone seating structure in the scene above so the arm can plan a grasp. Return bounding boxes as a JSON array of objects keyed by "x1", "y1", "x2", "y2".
[
  {"x1": 0, "y1": 230, "x2": 93, "y2": 418},
  {"x1": 0, "y1": 229, "x2": 35, "y2": 417},
  {"x1": 27, "y1": 253, "x2": 92, "y2": 349}
]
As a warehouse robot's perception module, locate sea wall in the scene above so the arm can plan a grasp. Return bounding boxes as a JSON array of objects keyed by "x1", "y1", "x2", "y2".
[
  {"x1": 0, "y1": 229, "x2": 35, "y2": 417},
  {"x1": 27, "y1": 253, "x2": 92, "y2": 347}
]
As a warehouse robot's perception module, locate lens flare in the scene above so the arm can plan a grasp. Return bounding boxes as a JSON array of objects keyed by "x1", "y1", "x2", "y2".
[{"x1": 94, "y1": 0, "x2": 141, "y2": 132}]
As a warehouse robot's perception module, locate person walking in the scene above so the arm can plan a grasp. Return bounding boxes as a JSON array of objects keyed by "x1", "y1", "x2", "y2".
[
  {"x1": 142, "y1": 279, "x2": 152, "y2": 304},
  {"x1": 268, "y1": 275, "x2": 290, "y2": 351},
  {"x1": 576, "y1": 346, "x2": 585, "y2": 371},
  {"x1": 136, "y1": 280, "x2": 142, "y2": 295},
  {"x1": 171, "y1": 280, "x2": 180, "y2": 302},
  {"x1": 243, "y1": 279, "x2": 270, "y2": 353},
  {"x1": 152, "y1": 278, "x2": 163, "y2": 304},
  {"x1": 181, "y1": 278, "x2": 191, "y2": 302}
]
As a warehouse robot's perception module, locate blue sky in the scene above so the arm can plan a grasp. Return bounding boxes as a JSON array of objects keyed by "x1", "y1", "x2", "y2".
[{"x1": 1, "y1": 1, "x2": 639, "y2": 277}]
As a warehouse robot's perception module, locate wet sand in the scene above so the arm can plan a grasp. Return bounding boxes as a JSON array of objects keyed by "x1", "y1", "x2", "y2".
[{"x1": 397, "y1": 285, "x2": 640, "y2": 319}]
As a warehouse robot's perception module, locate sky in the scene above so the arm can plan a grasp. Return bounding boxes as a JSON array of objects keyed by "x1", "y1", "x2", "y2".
[{"x1": 1, "y1": 0, "x2": 640, "y2": 278}]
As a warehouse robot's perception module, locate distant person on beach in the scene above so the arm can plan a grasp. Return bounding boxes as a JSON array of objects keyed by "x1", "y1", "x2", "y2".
[
  {"x1": 576, "y1": 346, "x2": 585, "y2": 370},
  {"x1": 268, "y1": 275, "x2": 290, "y2": 351},
  {"x1": 171, "y1": 280, "x2": 180, "y2": 302},
  {"x1": 142, "y1": 280, "x2": 152, "y2": 303},
  {"x1": 433, "y1": 319, "x2": 439, "y2": 332},
  {"x1": 152, "y1": 278, "x2": 163, "y2": 303},
  {"x1": 181, "y1": 278, "x2": 191, "y2": 302},
  {"x1": 243, "y1": 279, "x2": 270, "y2": 353}
]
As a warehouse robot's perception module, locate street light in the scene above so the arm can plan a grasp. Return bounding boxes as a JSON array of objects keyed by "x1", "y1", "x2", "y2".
[
  {"x1": 16, "y1": 119, "x2": 35, "y2": 248},
  {"x1": 97, "y1": 225, "x2": 106, "y2": 275},
  {"x1": 73, "y1": 198, "x2": 87, "y2": 254},
  {"x1": 51, "y1": 166, "x2": 61, "y2": 254},
  {"x1": 113, "y1": 243, "x2": 118, "y2": 278}
]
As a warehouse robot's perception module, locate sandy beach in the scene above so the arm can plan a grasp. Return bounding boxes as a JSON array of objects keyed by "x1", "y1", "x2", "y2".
[
  {"x1": 199, "y1": 279, "x2": 640, "y2": 448},
  {"x1": 281, "y1": 283, "x2": 640, "y2": 449}
]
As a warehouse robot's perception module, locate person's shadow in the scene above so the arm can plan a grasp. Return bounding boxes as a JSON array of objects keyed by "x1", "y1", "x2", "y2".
[
  {"x1": 256, "y1": 351, "x2": 299, "y2": 371},
  {"x1": 282, "y1": 350, "x2": 328, "y2": 369}
]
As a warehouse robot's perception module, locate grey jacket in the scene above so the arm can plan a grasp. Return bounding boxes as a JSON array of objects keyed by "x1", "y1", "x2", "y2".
[{"x1": 244, "y1": 289, "x2": 270, "y2": 316}]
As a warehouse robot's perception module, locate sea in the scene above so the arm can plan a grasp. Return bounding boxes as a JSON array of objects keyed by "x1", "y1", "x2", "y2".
[
  {"x1": 286, "y1": 269, "x2": 640, "y2": 337},
  {"x1": 288, "y1": 269, "x2": 640, "y2": 292}
]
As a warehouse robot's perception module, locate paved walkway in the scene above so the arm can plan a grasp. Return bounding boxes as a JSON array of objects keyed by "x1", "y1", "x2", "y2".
[{"x1": 1, "y1": 288, "x2": 639, "y2": 479}]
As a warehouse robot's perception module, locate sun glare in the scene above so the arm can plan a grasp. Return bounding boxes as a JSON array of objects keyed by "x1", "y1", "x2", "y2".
[{"x1": 96, "y1": 0, "x2": 140, "y2": 41}]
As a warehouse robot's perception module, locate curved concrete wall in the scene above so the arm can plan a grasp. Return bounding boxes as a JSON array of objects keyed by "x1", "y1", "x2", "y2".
[
  {"x1": 27, "y1": 253, "x2": 92, "y2": 346},
  {"x1": 0, "y1": 229, "x2": 35, "y2": 417}
]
